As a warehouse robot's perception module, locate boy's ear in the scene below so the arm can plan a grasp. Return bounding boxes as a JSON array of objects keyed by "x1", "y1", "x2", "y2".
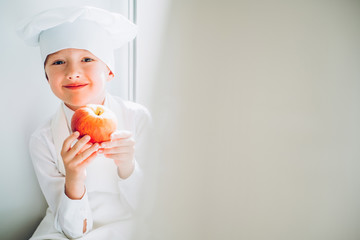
[{"x1": 107, "y1": 69, "x2": 115, "y2": 82}]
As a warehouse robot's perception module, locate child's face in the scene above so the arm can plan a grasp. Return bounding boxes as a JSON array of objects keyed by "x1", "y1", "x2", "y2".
[{"x1": 44, "y1": 48, "x2": 114, "y2": 111}]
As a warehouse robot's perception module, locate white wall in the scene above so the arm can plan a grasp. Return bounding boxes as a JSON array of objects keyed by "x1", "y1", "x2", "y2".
[
  {"x1": 0, "y1": 1, "x2": 130, "y2": 239},
  {"x1": 138, "y1": 0, "x2": 360, "y2": 240}
]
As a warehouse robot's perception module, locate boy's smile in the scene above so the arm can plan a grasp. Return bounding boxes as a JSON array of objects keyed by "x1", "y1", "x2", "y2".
[
  {"x1": 63, "y1": 83, "x2": 89, "y2": 90},
  {"x1": 44, "y1": 48, "x2": 114, "y2": 111}
]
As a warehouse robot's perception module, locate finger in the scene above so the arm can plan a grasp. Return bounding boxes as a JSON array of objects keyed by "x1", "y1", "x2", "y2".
[
  {"x1": 67, "y1": 135, "x2": 92, "y2": 159},
  {"x1": 79, "y1": 151, "x2": 99, "y2": 168},
  {"x1": 101, "y1": 138, "x2": 135, "y2": 149},
  {"x1": 110, "y1": 130, "x2": 132, "y2": 140},
  {"x1": 62, "y1": 131, "x2": 80, "y2": 153},
  {"x1": 104, "y1": 153, "x2": 133, "y2": 160},
  {"x1": 79, "y1": 143, "x2": 92, "y2": 154},
  {"x1": 104, "y1": 153, "x2": 133, "y2": 161},
  {"x1": 73, "y1": 143, "x2": 100, "y2": 166},
  {"x1": 102, "y1": 146, "x2": 134, "y2": 155}
]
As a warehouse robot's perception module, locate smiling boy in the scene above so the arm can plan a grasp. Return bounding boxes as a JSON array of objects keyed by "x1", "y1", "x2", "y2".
[{"x1": 18, "y1": 6, "x2": 150, "y2": 240}]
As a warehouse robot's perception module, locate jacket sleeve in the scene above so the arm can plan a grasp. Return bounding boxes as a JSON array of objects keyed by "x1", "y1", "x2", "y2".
[
  {"x1": 117, "y1": 104, "x2": 152, "y2": 211},
  {"x1": 29, "y1": 130, "x2": 93, "y2": 239}
]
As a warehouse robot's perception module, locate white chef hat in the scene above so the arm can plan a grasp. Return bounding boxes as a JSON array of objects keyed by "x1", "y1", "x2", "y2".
[{"x1": 17, "y1": 6, "x2": 137, "y2": 73}]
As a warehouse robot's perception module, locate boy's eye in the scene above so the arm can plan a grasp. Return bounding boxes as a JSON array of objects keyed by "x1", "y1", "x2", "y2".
[
  {"x1": 82, "y1": 58, "x2": 94, "y2": 62},
  {"x1": 52, "y1": 60, "x2": 65, "y2": 65}
]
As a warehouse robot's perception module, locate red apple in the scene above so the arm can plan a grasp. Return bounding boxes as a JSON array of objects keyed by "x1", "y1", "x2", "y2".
[{"x1": 71, "y1": 104, "x2": 117, "y2": 143}]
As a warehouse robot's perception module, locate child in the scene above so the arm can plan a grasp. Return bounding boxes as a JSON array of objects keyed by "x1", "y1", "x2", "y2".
[{"x1": 18, "y1": 6, "x2": 151, "y2": 240}]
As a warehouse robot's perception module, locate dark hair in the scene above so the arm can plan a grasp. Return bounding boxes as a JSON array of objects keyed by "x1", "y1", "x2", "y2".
[{"x1": 44, "y1": 56, "x2": 49, "y2": 81}]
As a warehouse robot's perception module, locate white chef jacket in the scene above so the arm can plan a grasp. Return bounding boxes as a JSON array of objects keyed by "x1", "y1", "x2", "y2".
[{"x1": 29, "y1": 93, "x2": 151, "y2": 240}]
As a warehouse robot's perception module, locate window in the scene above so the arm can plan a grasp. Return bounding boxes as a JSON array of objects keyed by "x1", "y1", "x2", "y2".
[{"x1": 107, "y1": 0, "x2": 137, "y2": 102}]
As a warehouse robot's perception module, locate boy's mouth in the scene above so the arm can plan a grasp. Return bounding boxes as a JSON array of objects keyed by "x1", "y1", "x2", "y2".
[{"x1": 63, "y1": 83, "x2": 89, "y2": 90}]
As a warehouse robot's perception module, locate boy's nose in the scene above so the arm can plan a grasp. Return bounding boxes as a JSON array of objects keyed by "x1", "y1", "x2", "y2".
[
  {"x1": 66, "y1": 65, "x2": 81, "y2": 80},
  {"x1": 67, "y1": 74, "x2": 80, "y2": 80}
]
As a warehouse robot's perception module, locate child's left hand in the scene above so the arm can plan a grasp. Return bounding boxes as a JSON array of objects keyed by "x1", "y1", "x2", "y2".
[{"x1": 99, "y1": 130, "x2": 135, "y2": 179}]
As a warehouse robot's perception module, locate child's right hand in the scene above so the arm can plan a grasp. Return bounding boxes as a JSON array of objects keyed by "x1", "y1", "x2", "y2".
[{"x1": 61, "y1": 131, "x2": 100, "y2": 199}]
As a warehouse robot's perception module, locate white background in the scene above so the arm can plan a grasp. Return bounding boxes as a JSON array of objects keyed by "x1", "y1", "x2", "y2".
[{"x1": 143, "y1": 1, "x2": 360, "y2": 240}]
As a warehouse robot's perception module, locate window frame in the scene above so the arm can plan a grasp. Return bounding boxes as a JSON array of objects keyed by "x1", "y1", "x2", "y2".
[{"x1": 128, "y1": 0, "x2": 137, "y2": 102}]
